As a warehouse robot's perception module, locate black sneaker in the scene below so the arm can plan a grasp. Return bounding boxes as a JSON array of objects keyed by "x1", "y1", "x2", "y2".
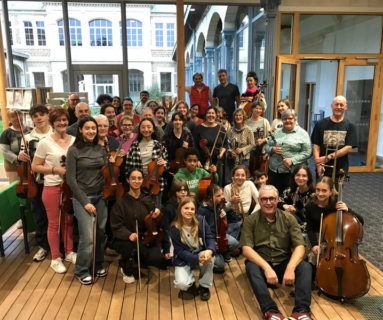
[
  {"x1": 198, "y1": 286, "x2": 211, "y2": 301},
  {"x1": 76, "y1": 275, "x2": 93, "y2": 285},
  {"x1": 96, "y1": 268, "x2": 107, "y2": 277}
]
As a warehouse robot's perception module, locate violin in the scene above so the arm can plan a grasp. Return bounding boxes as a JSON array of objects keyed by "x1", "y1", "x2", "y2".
[
  {"x1": 238, "y1": 79, "x2": 268, "y2": 115},
  {"x1": 15, "y1": 114, "x2": 38, "y2": 199},
  {"x1": 170, "y1": 147, "x2": 185, "y2": 174},
  {"x1": 249, "y1": 127, "x2": 269, "y2": 174},
  {"x1": 215, "y1": 197, "x2": 228, "y2": 253},
  {"x1": 110, "y1": 135, "x2": 126, "y2": 167},
  {"x1": 59, "y1": 155, "x2": 73, "y2": 213},
  {"x1": 142, "y1": 142, "x2": 165, "y2": 195},
  {"x1": 198, "y1": 139, "x2": 215, "y2": 203},
  {"x1": 316, "y1": 170, "x2": 370, "y2": 301},
  {"x1": 101, "y1": 140, "x2": 124, "y2": 201},
  {"x1": 143, "y1": 192, "x2": 164, "y2": 246}
]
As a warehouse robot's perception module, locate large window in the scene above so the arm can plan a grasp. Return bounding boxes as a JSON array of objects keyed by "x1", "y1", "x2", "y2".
[
  {"x1": 129, "y1": 69, "x2": 144, "y2": 93},
  {"x1": 33, "y1": 72, "x2": 45, "y2": 87},
  {"x1": 121, "y1": 20, "x2": 143, "y2": 47},
  {"x1": 298, "y1": 15, "x2": 382, "y2": 54},
  {"x1": 36, "y1": 21, "x2": 46, "y2": 46},
  {"x1": 155, "y1": 23, "x2": 163, "y2": 47},
  {"x1": 89, "y1": 19, "x2": 113, "y2": 47},
  {"x1": 160, "y1": 72, "x2": 171, "y2": 92},
  {"x1": 24, "y1": 21, "x2": 34, "y2": 46},
  {"x1": 58, "y1": 19, "x2": 82, "y2": 46},
  {"x1": 167, "y1": 23, "x2": 175, "y2": 47}
]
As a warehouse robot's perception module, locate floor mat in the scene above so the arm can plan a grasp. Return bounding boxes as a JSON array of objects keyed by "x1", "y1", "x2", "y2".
[{"x1": 351, "y1": 296, "x2": 383, "y2": 320}]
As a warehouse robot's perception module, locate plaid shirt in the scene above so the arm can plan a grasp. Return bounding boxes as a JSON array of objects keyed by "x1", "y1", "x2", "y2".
[{"x1": 125, "y1": 140, "x2": 169, "y2": 192}]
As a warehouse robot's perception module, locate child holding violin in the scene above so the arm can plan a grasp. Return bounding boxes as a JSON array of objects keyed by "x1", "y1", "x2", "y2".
[
  {"x1": 197, "y1": 184, "x2": 238, "y2": 274},
  {"x1": 126, "y1": 118, "x2": 169, "y2": 209},
  {"x1": 173, "y1": 148, "x2": 218, "y2": 205},
  {"x1": 305, "y1": 176, "x2": 364, "y2": 268},
  {"x1": 167, "y1": 197, "x2": 216, "y2": 301},
  {"x1": 110, "y1": 168, "x2": 168, "y2": 284},
  {"x1": 66, "y1": 116, "x2": 111, "y2": 285}
]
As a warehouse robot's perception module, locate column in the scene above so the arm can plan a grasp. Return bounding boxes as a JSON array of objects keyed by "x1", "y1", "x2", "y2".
[
  {"x1": 195, "y1": 56, "x2": 203, "y2": 73},
  {"x1": 176, "y1": 0, "x2": 185, "y2": 100},
  {"x1": 221, "y1": 29, "x2": 235, "y2": 83},
  {"x1": 261, "y1": 0, "x2": 281, "y2": 121},
  {"x1": 189, "y1": 62, "x2": 194, "y2": 79},
  {"x1": 205, "y1": 46, "x2": 214, "y2": 89},
  {"x1": 0, "y1": 18, "x2": 9, "y2": 130},
  {"x1": 185, "y1": 66, "x2": 190, "y2": 85},
  {"x1": 254, "y1": 35, "x2": 264, "y2": 77}
]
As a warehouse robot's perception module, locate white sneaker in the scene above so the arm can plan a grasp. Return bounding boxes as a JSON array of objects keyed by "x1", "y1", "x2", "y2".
[
  {"x1": 51, "y1": 258, "x2": 67, "y2": 273},
  {"x1": 34, "y1": 247, "x2": 48, "y2": 262},
  {"x1": 65, "y1": 252, "x2": 77, "y2": 264},
  {"x1": 121, "y1": 268, "x2": 135, "y2": 284},
  {"x1": 16, "y1": 219, "x2": 23, "y2": 229}
]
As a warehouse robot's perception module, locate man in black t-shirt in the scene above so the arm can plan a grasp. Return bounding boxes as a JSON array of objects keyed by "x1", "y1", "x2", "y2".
[
  {"x1": 213, "y1": 69, "x2": 240, "y2": 124},
  {"x1": 311, "y1": 96, "x2": 358, "y2": 178}
]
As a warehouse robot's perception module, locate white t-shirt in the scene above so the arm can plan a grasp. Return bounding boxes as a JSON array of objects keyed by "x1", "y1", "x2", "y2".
[
  {"x1": 34, "y1": 134, "x2": 75, "y2": 186},
  {"x1": 139, "y1": 140, "x2": 154, "y2": 175},
  {"x1": 223, "y1": 180, "x2": 260, "y2": 214}
]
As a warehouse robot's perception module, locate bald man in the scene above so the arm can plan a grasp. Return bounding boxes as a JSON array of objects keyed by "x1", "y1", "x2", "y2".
[
  {"x1": 66, "y1": 103, "x2": 91, "y2": 136},
  {"x1": 311, "y1": 96, "x2": 358, "y2": 179},
  {"x1": 68, "y1": 93, "x2": 80, "y2": 125}
]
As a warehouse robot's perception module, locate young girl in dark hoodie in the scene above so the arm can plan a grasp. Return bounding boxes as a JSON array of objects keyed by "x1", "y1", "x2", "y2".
[
  {"x1": 110, "y1": 168, "x2": 167, "y2": 284},
  {"x1": 167, "y1": 197, "x2": 216, "y2": 301},
  {"x1": 197, "y1": 184, "x2": 239, "y2": 274}
]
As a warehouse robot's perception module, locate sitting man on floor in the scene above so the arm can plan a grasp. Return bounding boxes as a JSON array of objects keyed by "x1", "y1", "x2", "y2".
[{"x1": 239, "y1": 185, "x2": 313, "y2": 320}]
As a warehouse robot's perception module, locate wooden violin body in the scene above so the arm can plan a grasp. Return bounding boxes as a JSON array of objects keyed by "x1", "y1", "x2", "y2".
[
  {"x1": 316, "y1": 170, "x2": 370, "y2": 301},
  {"x1": 142, "y1": 142, "x2": 165, "y2": 195},
  {"x1": 109, "y1": 151, "x2": 123, "y2": 166},
  {"x1": 143, "y1": 213, "x2": 164, "y2": 246},
  {"x1": 102, "y1": 141, "x2": 124, "y2": 201},
  {"x1": 59, "y1": 155, "x2": 72, "y2": 213},
  {"x1": 16, "y1": 162, "x2": 38, "y2": 199},
  {"x1": 169, "y1": 147, "x2": 185, "y2": 174}
]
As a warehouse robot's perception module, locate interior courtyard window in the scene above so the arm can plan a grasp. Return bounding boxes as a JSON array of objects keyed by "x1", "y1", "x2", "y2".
[
  {"x1": 90, "y1": 19, "x2": 113, "y2": 47},
  {"x1": 58, "y1": 19, "x2": 82, "y2": 46},
  {"x1": 160, "y1": 72, "x2": 172, "y2": 92},
  {"x1": 167, "y1": 23, "x2": 175, "y2": 47},
  {"x1": 155, "y1": 23, "x2": 163, "y2": 47},
  {"x1": 129, "y1": 69, "x2": 144, "y2": 93},
  {"x1": 121, "y1": 20, "x2": 143, "y2": 47},
  {"x1": 24, "y1": 21, "x2": 34, "y2": 46},
  {"x1": 36, "y1": 21, "x2": 46, "y2": 46},
  {"x1": 33, "y1": 72, "x2": 45, "y2": 87}
]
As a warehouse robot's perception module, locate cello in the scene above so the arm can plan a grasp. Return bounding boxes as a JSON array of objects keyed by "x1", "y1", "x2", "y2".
[
  {"x1": 59, "y1": 155, "x2": 73, "y2": 214},
  {"x1": 214, "y1": 197, "x2": 228, "y2": 253},
  {"x1": 198, "y1": 139, "x2": 215, "y2": 203},
  {"x1": 15, "y1": 114, "x2": 38, "y2": 199},
  {"x1": 238, "y1": 79, "x2": 268, "y2": 115},
  {"x1": 249, "y1": 127, "x2": 269, "y2": 174},
  {"x1": 316, "y1": 170, "x2": 370, "y2": 302},
  {"x1": 101, "y1": 140, "x2": 124, "y2": 201},
  {"x1": 143, "y1": 191, "x2": 164, "y2": 246},
  {"x1": 142, "y1": 142, "x2": 165, "y2": 195}
]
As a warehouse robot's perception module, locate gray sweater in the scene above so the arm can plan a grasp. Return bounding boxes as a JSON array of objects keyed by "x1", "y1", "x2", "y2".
[{"x1": 66, "y1": 142, "x2": 106, "y2": 207}]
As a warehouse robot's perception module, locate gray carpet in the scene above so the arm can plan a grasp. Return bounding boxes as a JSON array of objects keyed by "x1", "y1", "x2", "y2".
[{"x1": 351, "y1": 296, "x2": 383, "y2": 319}]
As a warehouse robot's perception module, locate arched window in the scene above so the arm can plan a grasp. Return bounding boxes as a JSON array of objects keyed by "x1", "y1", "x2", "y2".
[
  {"x1": 89, "y1": 19, "x2": 113, "y2": 47},
  {"x1": 58, "y1": 19, "x2": 82, "y2": 46},
  {"x1": 129, "y1": 69, "x2": 144, "y2": 92},
  {"x1": 120, "y1": 20, "x2": 142, "y2": 47}
]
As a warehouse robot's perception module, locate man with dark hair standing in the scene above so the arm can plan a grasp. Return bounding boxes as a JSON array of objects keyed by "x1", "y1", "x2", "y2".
[
  {"x1": 311, "y1": 95, "x2": 358, "y2": 179},
  {"x1": 134, "y1": 91, "x2": 150, "y2": 116},
  {"x1": 213, "y1": 69, "x2": 240, "y2": 123},
  {"x1": 186, "y1": 73, "x2": 215, "y2": 118},
  {"x1": 67, "y1": 93, "x2": 80, "y2": 126}
]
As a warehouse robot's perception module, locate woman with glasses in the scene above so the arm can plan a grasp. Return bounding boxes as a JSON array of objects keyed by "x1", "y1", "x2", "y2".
[
  {"x1": 271, "y1": 99, "x2": 291, "y2": 131},
  {"x1": 117, "y1": 116, "x2": 137, "y2": 153},
  {"x1": 111, "y1": 168, "x2": 167, "y2": 284},
  {"x1": 223, "y1": 165, "x2": 260, "y2": 240},
  {"x1": 265, "y1": 109, "x2": 312, "y2": 195},
  {"x1": 32, "y1": 107, "x2": 76, "y2": 274},
  {"x1": 116, "y1": 98, "x2": 140, "y2": 134}
]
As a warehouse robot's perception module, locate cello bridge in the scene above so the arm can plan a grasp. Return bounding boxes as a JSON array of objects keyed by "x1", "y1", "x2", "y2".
[
  {"x1": 152, "y1": 231, "x2": 158, "y2": 236},
  {"x1": 335, "y1": 253, "x2": 346, "y2": 259}
]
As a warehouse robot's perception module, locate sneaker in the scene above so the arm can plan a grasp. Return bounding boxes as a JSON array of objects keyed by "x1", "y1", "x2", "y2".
[
  {"x1": 34, "y1": 247, "x2": 48, "y2": 262},
  {"x1": 287, "y1": 312, "x2": 314, "y2": 320},
  {"x1": 224, "y1": 256, "x2": 232, "y2": 263},
  {"x1": 121, "y1": 268, "x2": 135, "y2": 284},
  {"x1": 51, "y1": 258, "x2": 67, "y2": 273},
  {"x1": 65, "y1": 252, "x2": 77, "y2": 264},
  {"x1": 76, "y1": 275, "x2": 92, "y2": 285},
  {"x1": 262, "y1": 312, "x2": 284, "y2": 320},
  {"x1": 16, "y1": 219, "x2": 23, "y2": 229},
  {"x1": 198, "y1": 286, "x2": 211, "y2": 301},
  {"x1": 97, "y1": 268, "x2": 107, "y2": 277}
]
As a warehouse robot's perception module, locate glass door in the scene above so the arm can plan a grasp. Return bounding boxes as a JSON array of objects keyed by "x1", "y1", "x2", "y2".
[
  {"x1": 274, "y1": 56, "x2": 300, "y2": 118},
  {"x1": 337, "y1": 60, "x2": 377, "y2": 172}
]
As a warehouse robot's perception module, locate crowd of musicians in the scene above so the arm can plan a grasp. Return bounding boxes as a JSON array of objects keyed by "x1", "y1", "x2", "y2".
[{"x1": 0, "y1": 69, "x2": 368, "y2": 320}]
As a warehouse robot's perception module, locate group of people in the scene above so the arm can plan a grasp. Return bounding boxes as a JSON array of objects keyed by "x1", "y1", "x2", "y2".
[{"x1": 0, "y1": 67, "x2": 363, "y2": 320}]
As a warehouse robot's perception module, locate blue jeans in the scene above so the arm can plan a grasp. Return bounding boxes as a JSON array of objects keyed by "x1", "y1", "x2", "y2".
[
  {"x1": 213, "y1": 234, "x2": 239, "y2": 273},
  {"x1": 73, "y1": 194, "x2": 108, "y2": 278},
  {"x1": 227, "y1": 210, "x2": 250, "y2": 240},
  {"x1": 225, "y1": 158, "x2": 250, "y2": 185}
]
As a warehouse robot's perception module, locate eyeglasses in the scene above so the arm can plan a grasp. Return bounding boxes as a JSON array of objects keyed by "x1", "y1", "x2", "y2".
[
  {"x1": 177, "y1": 189, "x2": 187, "y2": 193},
  {"x1": 260, "y1": 197, "x2": 277, "y2": 204}
]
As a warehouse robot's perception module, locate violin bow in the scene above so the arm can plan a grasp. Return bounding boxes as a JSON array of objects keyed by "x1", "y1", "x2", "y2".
[
  {"x1": 136, "y1": 220, "x2": 141, "y2": 292},
  {"x1": 316, "y1": 213, "x2": 324, "y2": 268}
]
